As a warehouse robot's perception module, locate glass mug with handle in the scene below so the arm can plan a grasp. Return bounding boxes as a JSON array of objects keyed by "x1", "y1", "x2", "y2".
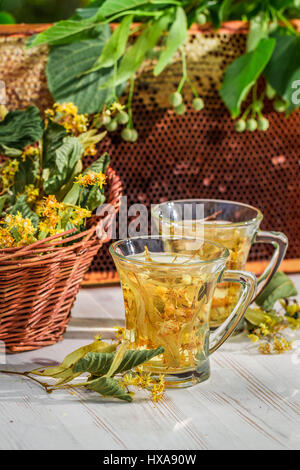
[
  {"x1": 152, "y1": 199, "x2": 288, "y2": 329},
  {"x1": 110, "y1": 236, "x2": 256, "y2": 388}
]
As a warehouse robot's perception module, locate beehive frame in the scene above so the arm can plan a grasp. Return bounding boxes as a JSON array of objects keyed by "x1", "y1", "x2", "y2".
[{"x1": 0, "y1": 22, "x2": 299, "y2": 284}]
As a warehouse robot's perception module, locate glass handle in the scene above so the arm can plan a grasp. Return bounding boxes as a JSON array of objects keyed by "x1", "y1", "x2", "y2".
[
  {"x1": 253, "y1": 230, "x2": 288, "y2": 302},
  {"x1": 209, "y1": 270, "x2": 257, "y2": 355}
]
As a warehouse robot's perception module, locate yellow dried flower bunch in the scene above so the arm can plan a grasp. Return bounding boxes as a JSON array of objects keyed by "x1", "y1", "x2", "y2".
[
  {"x1": 0, "y1": 103, "x2": 110, "y2": 249},
  {"x1": 75, "y1": 171, "x2": 107, "y2": 189},
  {"x1": 119, "y1": 369, "x2": 166, "y2": 403},
  {"x1": 45, "y1": 102, "x2": 105, "y2": 158},
  {"x1": 45, "y1": 102, "x2": 88, "y2": 135},
  {"x1": 22, "y1": 145, "x2": 39, "y2": 162},
  {"x1": 1, "y1": 159, "x2": 19, "y2": 191},
  {"x1": 247, "y1": 301, "x2": 300, "y2": 355},
  {"x1": 0, "y1": 212, "x2": 36, "y2": 248}
]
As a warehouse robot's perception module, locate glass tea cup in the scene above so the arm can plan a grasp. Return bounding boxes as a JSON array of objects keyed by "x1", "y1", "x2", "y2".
[
  {"x1": 152, "y1": 200, "x2": 288, "y2": 329},
  {"x1": 110, "y1": 236, "x2": 256, "y2": 388}
]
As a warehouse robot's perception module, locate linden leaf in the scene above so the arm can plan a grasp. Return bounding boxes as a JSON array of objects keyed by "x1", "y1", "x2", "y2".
[
  {"x1": 255, "y1": 272, "x2": 298, "y2": 311},
  {"x1": 31, "y1": 339, "x2": 116, "y2": 379},
  {"x1": 87, "y1": 376, "x2": 132, "y2": 402},
  {"x1": 0, "y1": 106, "x2": 44, "y2": 150},
  {"x1": 220, "y1": 38, "x2": 275, "y2": 118},
  {"x1": 74, "y1": 346, "x2": 165, "y2": 376},
  {"x1": 8, "y1": 194, "x2": 39, "y2": 227}
]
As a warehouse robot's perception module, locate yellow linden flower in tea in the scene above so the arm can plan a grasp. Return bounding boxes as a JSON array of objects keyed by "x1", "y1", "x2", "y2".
[{"x1": 75, "y1": 171, "x2": 107, "y2": 189}]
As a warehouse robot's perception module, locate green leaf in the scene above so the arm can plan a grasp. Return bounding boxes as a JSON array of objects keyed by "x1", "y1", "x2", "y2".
[
  {"x1": 63, "y1": 183, "x2": 81, "y2": 206},
  {"x1": 81, "y1": 153, "x2": 110, "y2": 209},
  {"x1": 0, "y1": 106, "x2": 44, "y2": 150},
  {"x1": 0, "y1": 145, "x2": 23, "y2": 158},
  {"x1": 0, "y1": 12, "x2": 15, "y2": 24},
  {"x1": 28, "y1": 20, "x2": 99, "y2": 47},
  {"x1": 46, "y1": 26, "x2": 125, "y2": 113},
  {"x1": 55, "y1": 159, "x2": 83, "y2": 202},
  {"x1": 96, "y1": 0, "x2": 149, "y2": 18},
  {"x1": 245, "y1": 307, "x2": 270, "y2": 326},
  {"x1": 74, "y1": 346, "x2": 165, "y2": 376},
  {"x1": 85, "y1": 15, "x2": 133, "y2": 73},
  {"x1": 75, "y1": 1, "x2": 106, "y2": 21},
  {"x1": 220, "y1": 38, "x2": 276, "y2": 118},
  {"x1": 154, "y1": 7, "x2": 187, "y2": 76},
  {"x1": 31, "y1": 339, "x2": 116, "y2": 379},
  {"x1": 63, "y1": 153, "x2": 110, "y2": 207},
  {"x1": 13, "y1": 157, "x2": 40, "y2": 195},
  {"x1": 264, "y1": 31, "x2": 300, "y2": 111},
  {"x1": 77, "y1": 129, "x2": 106, "y2": 151},
  {"x1": 106, "y1": 14, "x2": 171, "y2": 88},
  {"x1": 85, "y1": 185, "x2": 106, "y2": 211},
  {"x1": 9, "y1": 194, "x2": 39, "y2": 227},
  {"x1": 219, "y1": 0, "x2": 233, "y2": 23},
  {"x1": 87, "y1": 376, "x2": 132, "y2": 402},
  {"x1": 105, "y1": 341, "x2": 129, "y2": 377},
  {"x1": 0, "y1": 195, "x2": 7, "y2": 213},
  {"x1": 270, "y1": 0, "x2": 296, "y2": 10},
  {"x1": 255, "y1": 272, "x2": 298, "y2": 311},
  {"x1": 84, "y1": 152, "x2": 110, "y2": 175},
  {"x1": 246, "y1": 12, "x2": 269, "y2": 52},
  {"x1": 43, "y1": 136, "x2": 83, "y2": 195},
  {"x1": 42, "y1": 121, "x2": 68, "y2": 168}
]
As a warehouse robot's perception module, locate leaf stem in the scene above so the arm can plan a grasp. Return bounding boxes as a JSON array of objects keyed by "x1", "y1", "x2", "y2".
[
  {"x1": 276, "y1": 10, "x2": 299, "y2": 36},
  {"x1": 127, "y1": 76, "x2": 135, "y2": 129},
  {"x1": 0, "y1": 370, "x2": 53, "y2": 393},
  {"x1": 177, "y1": 46, "x2": 187, "y2": 93}
]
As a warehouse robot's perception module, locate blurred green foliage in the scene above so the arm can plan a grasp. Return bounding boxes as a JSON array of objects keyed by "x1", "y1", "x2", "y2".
[{"x1": 0, "y1": 0, "x2": 90, "y2": 24}]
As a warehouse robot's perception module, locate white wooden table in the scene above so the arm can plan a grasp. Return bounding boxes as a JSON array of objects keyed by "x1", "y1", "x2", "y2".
[{"x1": 1, "y1": 276, "x2": 300, "y2": 450}]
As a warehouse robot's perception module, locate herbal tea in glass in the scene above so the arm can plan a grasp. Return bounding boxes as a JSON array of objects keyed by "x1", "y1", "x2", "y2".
[
  {"x1": 110, "y1": 236, "x2": 256, "y2": 387},
  {"x1": 152, "y1": 200, "x2": 288, "y2": 330}
]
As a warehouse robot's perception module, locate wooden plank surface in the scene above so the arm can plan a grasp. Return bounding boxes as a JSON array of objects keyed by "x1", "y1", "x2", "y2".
[{"x1": 0, "y1": 276, "x2": 300, "y2": 450}]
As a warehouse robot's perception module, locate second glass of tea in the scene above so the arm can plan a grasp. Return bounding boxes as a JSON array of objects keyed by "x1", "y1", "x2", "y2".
[
  {"x1": 152, "y1": 200, "x2": 288, "y2": 329},
  {"x1": 110, "y1": 236, "x2": 256, "y2": 388}
]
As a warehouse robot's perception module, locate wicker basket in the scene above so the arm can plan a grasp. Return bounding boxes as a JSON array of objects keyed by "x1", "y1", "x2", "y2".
[{"x1": 0, "y1": 166, "x2": 122, "y2": 353}]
